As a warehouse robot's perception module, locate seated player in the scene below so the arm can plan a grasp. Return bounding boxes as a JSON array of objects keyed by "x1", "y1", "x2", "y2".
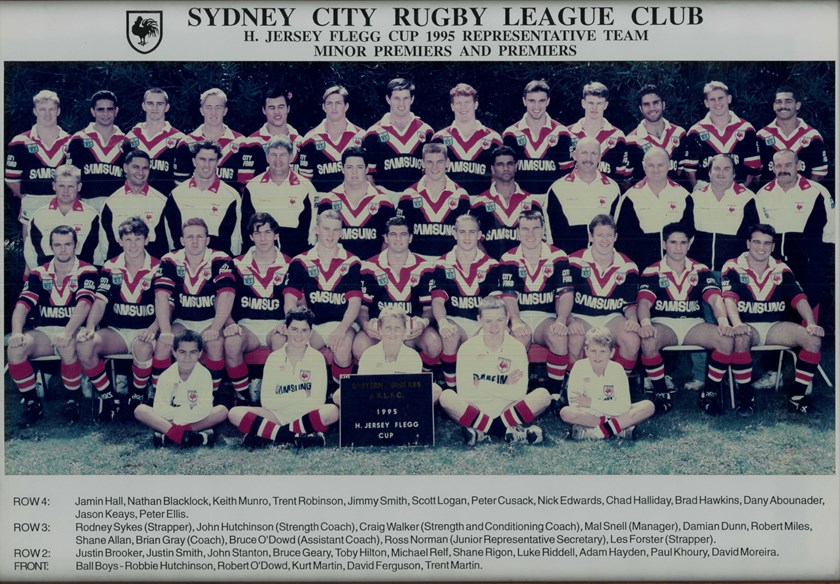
[
  {"x1": 228, "y1": 307, "x2": 339, "y2": 448},
  {"x1": 396, "y1": 142, "x2": 472, "y2": 261},
  {"x1": 722, "y1": 224, "x2": 824, "y2": 415},
  {"x1": 224, "y1": 212, "x2": 292, "y2": 404},
  {"x1": 353, "y1": 216, "x2": 441, "y2": 371},
  {"x1": 470, "y1": 145, "x2": 544, "y2": 260},
  {"x1": 76, "y1": 217, "x2": 160, "y2": 421},
  {"x1": 637, "y1": 223, "x2": 735, "y2": 415},
  {"x1": 335, "y1": 306, "x2": 442, "y2": 406},
  {"x1": 431, "y1": 214, "x2": 504, "y2": 391},
  {"x1": 153, "y1": 217, "x2": 235, "y2": 408},
  {"x1": 283, "y1": 210, "x2": 362, "y2": 387},
  {"x1": 560, "y1": 327, "x2": 655, "y2": 440},
  {"x1": 561, "y1": 214, "x2": 641, "y2": 375},
  {"x1": 134, "y1": 330, "x2": 227, "y2": 447},
  {"x1": 316, "y1": 146, "x2": 395, "y2": 260},
  {"x1": 7, "y1": 226, "x2": 98, "y2": 425},
  {"x1": 439, "y1": 296, "x2": 551, "y2": 445},
  {"x1": 500, "y1": 208, "x2": 573, "y2": 399}
]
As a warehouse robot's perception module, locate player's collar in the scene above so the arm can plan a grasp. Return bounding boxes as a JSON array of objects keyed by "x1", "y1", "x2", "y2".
[
  {"x1": 518, "y1": 113, "x2": 554, "y2": 130},
  {"x1": 188, "y1": 175, "x2": 222, "y2": 192},
  {"x1": 29, "y1": 124, "x2": 68, "y2": 140},
  {"x1": 46, "y1": 256, "x2": 80, "y2": 277},
  {"x1": 84, "y1": 122, "x2": 125, "y2": 140},
  {"x1": 123, "y1": 181, "x2": 150, "y2": 195}
]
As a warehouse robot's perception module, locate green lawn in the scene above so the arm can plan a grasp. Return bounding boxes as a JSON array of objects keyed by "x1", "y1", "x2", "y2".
[{"x1": 4, "y1": 349, "x2": 836, "y2": 476}]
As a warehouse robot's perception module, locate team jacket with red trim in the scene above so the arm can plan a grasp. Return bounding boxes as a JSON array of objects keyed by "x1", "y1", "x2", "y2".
[
  {"x1": 638, "y1": 257, "x2": 720, "y2": 319},
  {"x1": 754, "y1": 176, "x2": 829, "y2": 279},
  {"x1": 430, "y1": 249, "x2": 504, "y2": 320},
  {"x1": 568, "y1": 118, "x2": 630, "y2": 182},
  {"x1": 624, "y1": 119, "x2": 687, "y2": 184},
  {"x1": 154, "y1": 248, "x2": 235, "y2": 323},
  {"x1": 500, "y1": 243, "x2": 573, "y2": 315},
  {"x1": 502, "y1": 115, "x2": 574, "y2": 196},
  {"x1": 545, "y1": 169, "x2": 621, "y2": 254},
  {"x1": 65, "y1": 124, "x2": 130, "y2": 200},
  {"x1": 17, "y1": 258, "x2": 98, "y2": 328},
  {"x1": 173, "y1": 125, "x2": 246, "y2": 187},
  {"x1": 237, "y1": 123, "x2": 302, "y2": 183},
  {"x1": 95, "y1": 252, "x2": 159, "y2": 330},
  {"x1": 127, "y1": 122, "x2": 185, "y2": 195},
  {"x1": 360, "y1": 250, "x2": 435, "y2": 319},
  {"x1": 569, "y1": 248, "x2": 638, "y2": 317},
  {"x1": 5, "y1": 125, "x2": 70, "y2": 195},
  {"x1": 431, "y1": 122, "x2": 503, "y2": 197},
  {"x1": 26, "y1": 198, "x2": 101, "y2": 267},
  {"x1": 316, "y1": 184, "x2": 395, "y2": 260},
  {"x1": 231, "y1": 247, "x2": 292, "y2": 322},
  {"x1": 164, "y1": 176, "x2": 242, "y2": 257},
  {"x1": 240, "y1": 170, "x2": 315, "y2": 258},
  {"x1": 283, "y1": 245, "x2": 363, "y2": 325},
  {"x1": 721, "y1": 253, "x2": 807, "y2": 324},
  {"x1": 613, "y1": 178, "x2": 690, "y2": 271},
  {"x1": 470, "y1": 185, "x2": 544, "y2": 260},
  {"x1": 757, "y1": 119, "x2": 828, "y2": 183},
  {"x1": 396, "y1": 177, "x2": 472, "y2": 258},
  {"x1": 362, "y1": 114, "x2": 434, "y2": 193},
  {"x1": 680, "y1": 183, "x2": 758, "y2": 271},
  {"x1": 297, "y1": 120, "x2": 365, "y2": 194},
  {"x1": 99, "y1": 183, "x2": 169, "y2": 260},
  {"x1": 682, "y1": 112, "x2": 761, "y2": 184}
]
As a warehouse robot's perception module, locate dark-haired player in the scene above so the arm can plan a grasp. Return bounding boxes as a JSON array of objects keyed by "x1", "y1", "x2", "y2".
[
  {"x1": 625, "y1": 84, "x2": 687, "y2": 186},
  {"x1": 567, "y1": 82, "x2": 629, "y2": 183},
  {"x1": 238, "y1": 87, "x2": 301, "y2": 183},
  {"x1": 126, "y1": 87, "x2": 185, "y2": 195}
]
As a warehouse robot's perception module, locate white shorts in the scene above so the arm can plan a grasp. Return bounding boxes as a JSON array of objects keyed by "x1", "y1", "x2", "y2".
[
  {"x1": 19, "y1": 194, "x2": 54, "y2": 224},
  {"x1": 748, "y1": 321, "x2": 777, "y2": 346},
  {"x1": 31, "y1": 326, "x2": 65, "y2": 355},
  {"x1": 174, "y1": 318, "x2": 215, "y2": 334},
  {"x1": 519, "y1": 310, "x2": 555, "y2": 339},
  {"x1": 312, "y1": 321, "x2": 360, "y2": 344},
  {"x1": 448, "y1": 316, "x2": 482, "y2": 339},
  {"x1": 239, "y1": 318, "x2": 281, "y2": 346},
  {"x1": 572, "y1": 312, "x2": 624, "y2": 331},
  {"x1": 652, "y1": 317, "x2": 704, "y2": 346},
  {"x1": 107, "y1": 326, "x2": 153, "y2": 352}
]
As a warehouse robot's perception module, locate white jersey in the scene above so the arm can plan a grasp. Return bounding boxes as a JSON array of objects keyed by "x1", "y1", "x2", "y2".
[
  {"x1": 456, "y1": 333, "x2": 527, "y2": 417},
  {"x1": 153, "y1": 363, "x2": 214, "y2": 426},
  {"x1": 260, "y1": 345, "x2": 328, "y2": 424},
  {"x1": 358, "y1": 343, "x2": 422, "y2": 375},
  {"x1": 566, "y1": 359, "x2": 630, "y2": 418}
]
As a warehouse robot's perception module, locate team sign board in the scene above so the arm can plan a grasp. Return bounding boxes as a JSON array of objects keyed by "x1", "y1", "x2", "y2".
[{"x1": 339, "y1": 374, "x2": 434, "y2": 447}]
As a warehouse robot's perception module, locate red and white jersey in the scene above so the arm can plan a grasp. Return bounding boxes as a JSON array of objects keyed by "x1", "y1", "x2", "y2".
[
  {"x1": 65, "y1": 124, "x2": 130, "y2": 200},
  {"x1": 173, "y1": 124, "x2": 246, "y2": 186},
  {"x1": 238, "y1": 123, "x2": 303, "y2": 183},
  {"x1": 755, "y1": 175, "x2": 832, "y2": 258},
  {"x1": 360, "y1": 250, "x2": 435, "y2": 319},
  {"x1": 231, "y1": 247, "x2": 292, "y2": 322},
  {"x1": 500, "y1": 243, "x2": 573, "y2": 315},
  {"x1": 5, "y1": 125, "x2": 71, "y2": 196},
  {"x1": 568, "y1": 118, "x2": 629, "y2": 182},
  {"x1": 569, "y1": 248, "x2": 639, "y2": 318},
  {"x1": 154, "y1": 248, "x2": 235, "y2": 323},
  {"x1": 432, "y1": 122, "x2": 502, "y2": 196},
  {"x1": 757, "y1": 118, "x2": 828, "y2": 182},
  {"x1": 127, "y1": 122, "x2": 185, "y2": 194},
  {"x1": 298, "y1": 120, "x2": 365, "y2": 194},
  {"x1": 99, "y1": 182, "x2": 169, "y2": 260},
  {"x1": 396, "y1": 177, "x2": 472, "y2": 258},
  {"x1": 624, "y1": 118, "x2": 687, "y2": 183},
  {"x1": 283, "y1": 245, "x2": 363, "y2": 325},
  {"x1": 545, "y1": 169, "x2": 620, "y2": 254},
  {"x1": 164, "y1": 176, "x2": 242, "y2": 257},
  {"x1": 683, "y1": 112, "x2": 761, "y2": 184},
  {"x1": 362, "y1": 113, "x2": 434, "y2": 193},
  {"x1": 638, "y1": 257, "x2": 720, "y2": 319},
  {"x1": 721, "y1": 253, "x2": 807, "y2": 324},
  {"x1": 26, "y1": 197, "x2": 101, "y2": 267},
  {"x1": 17, "y1": 258, "x2": 98, "y2": 329},
  {"x1": 430, "y1": 248, "x2": 504, "y2": 320},
  {"x1": 95, "y1": 252, "x2": 159, "y2": 330},
  {"x1": 316, "y1": 183, "x2": 395, "y2": 260},
  {"x1": 455, "y1": 333, "x2": 528, "y2": 416},
  {"x1": 470, "y1": 184, "x2": 543, "y2": 260},
  {"x1": 502, "y1": 114, "x2": 574, "y2": 196}
]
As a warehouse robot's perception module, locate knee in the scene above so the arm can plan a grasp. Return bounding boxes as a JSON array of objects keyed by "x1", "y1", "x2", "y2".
[
  {"x1": 133, "y1": 341, "x2": 154, "y2": 361},
  {"x1": 545, "y1": 331, "x2": 567, "y2": 353},
  {"x1": 439, "y1": 389, "x2": 457, "y2": 409},
  {"x1": 320, "y1": 404, "x2": 340, "y2": 425},
  {"x1": 618, "y1": 331, "x2": 640, "y2": 352},
  {"x1": 640, "y1": 337, "x2": 659, "y2": 356},
  {"x1": 528, "y1": 387, "x2": 552, "y2": 410},
  {"x1": 559, "y1": 406, "x2": 574, "y2": 423}
]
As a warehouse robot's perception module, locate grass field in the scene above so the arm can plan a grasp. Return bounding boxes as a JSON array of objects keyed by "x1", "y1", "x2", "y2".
[{"x1": 4, "y1": 349, "x2": 836, "y2": 476}]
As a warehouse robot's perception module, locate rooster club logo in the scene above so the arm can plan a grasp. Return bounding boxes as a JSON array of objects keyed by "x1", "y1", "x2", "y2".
[{"x1": 127, "y1": 11, "x2": 163, "y2": 55}]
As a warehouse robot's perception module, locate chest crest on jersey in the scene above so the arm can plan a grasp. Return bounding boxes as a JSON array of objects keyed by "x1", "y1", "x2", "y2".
[
  {"x1": 743, "y1": 269, "x2": 783, "y2": 301},
  {"x1": 603, "y1": 384, "x2": 614, "y2": 398},
  {"x1": 497, "y1": 358, "x2": 511, "y2": 374}
]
